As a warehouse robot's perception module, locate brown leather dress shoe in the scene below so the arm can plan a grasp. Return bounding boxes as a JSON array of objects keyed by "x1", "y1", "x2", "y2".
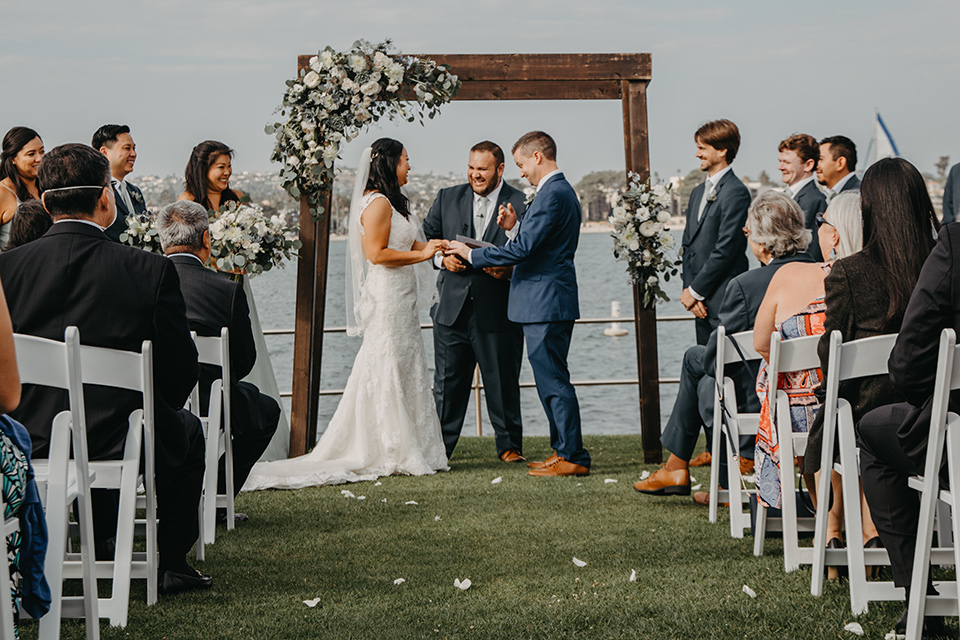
[
  {"x1": 739, "y1": 457, "x2": 755, "y2": 475},
  {"x1": 689, "y1": 451, "x2": 712, "y2": 467},
  {"x1": 692, "y1": 491, "x2": 728, "y2": 507},
  {"x1": 499, "y1": 449, "x2": 526, "y2": 463},
  {"x1": 527, "y1": 454, "x2": 559, "y2": 470},
  {"x1": 633, "y1": 466, "x2": 690, "y2": 495},
  {"x1": 527, "y1": 457, "x2": 589, "y2": 477}
]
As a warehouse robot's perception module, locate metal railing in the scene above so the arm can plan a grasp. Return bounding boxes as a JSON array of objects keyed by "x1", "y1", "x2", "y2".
[{"x1": 266, "y1": 314, "x2": 693, "y2": 435}]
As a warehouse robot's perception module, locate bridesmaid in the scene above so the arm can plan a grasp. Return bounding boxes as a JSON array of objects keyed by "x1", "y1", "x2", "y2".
[
  {"x1": 0, "y1": 128, "x2": 44, "y2": 250},
  {"x1": 177, "y1": 140, "x2": 243, "y2": 212}
]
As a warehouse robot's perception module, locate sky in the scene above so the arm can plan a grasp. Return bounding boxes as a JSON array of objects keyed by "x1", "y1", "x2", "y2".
[{"x1": 3, "y1": 0, "x2": 959, "y2": 187}]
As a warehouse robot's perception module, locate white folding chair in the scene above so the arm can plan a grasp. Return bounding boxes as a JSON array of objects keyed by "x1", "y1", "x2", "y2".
[
  {"x1": 59, "y1": 340, "x2": 158, "y2": 628},
  {"x1": 905, "y1": 328, "x2": 960, "y2": 639},
  {"x1": 810, "y1": 331, "x2": 905, "y2": 613},
  {"x1": 753, "y1": 332, "x2": 820, "y2": 570},
  {"x1": 1, "y1": 484, "x2": 19, "y2": 640},
  {"x1": 191, "y1": 328, "x2": 234, "y2": 561},
  {"x1": 15, "y1": 328, "x2": 99, "y2": 640},
  {"x1": 708, "y1": 326, "x2": 762, "y2": 538}
]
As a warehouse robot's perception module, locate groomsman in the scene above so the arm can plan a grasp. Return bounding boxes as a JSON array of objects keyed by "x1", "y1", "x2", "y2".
[
  {"x1": 942, "y1": 161, "x2": 960, "y2": 224},
  {"x1": 680, "y1": 119, "x2": 752, "y2": 345},
  {"x1": 421, "y1": 141, "x2": 527, "y2": 462},
  {"x1": 447, "y1": 131, "x2": 589, "y2": 477},
  {"x1": 817, "y1": 135, "x2": 860, "y2": 202},
  {"x1": 92, "y1": 124, "x2": 147, "y2": 242},
  {"x1": 778, "y1": 133, "x2": 827, "y2": 261}
]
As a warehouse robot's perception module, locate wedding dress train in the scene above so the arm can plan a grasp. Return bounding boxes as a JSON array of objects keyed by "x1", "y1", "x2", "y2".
[{"x1": 243, "y1": 192, "x2": 448, "y2": 490}]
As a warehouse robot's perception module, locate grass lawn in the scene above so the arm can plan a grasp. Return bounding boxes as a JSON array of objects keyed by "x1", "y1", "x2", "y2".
[{"x1": 20, "y1": 435, "x2": 934, "y2": 639}]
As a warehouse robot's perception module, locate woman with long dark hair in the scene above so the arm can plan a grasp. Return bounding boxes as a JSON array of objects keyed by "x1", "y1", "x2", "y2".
[
  {"x1": 177, "y1": 140, "x2": 242, "y2": 211},
  {"x1": 0, "y1": 128, "x2": 44, "y2": 250},
  {"x1": 244, "y1": 138, "x2": 448, "y2": 490}
]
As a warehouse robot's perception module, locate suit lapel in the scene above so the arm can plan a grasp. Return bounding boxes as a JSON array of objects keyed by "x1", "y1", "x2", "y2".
[
  {"x1": 685, "y1": 183, "x2": 705, "y2": 240},
  {"x1": 114, "y1": 184, "x2": 130, "y2": 217}
]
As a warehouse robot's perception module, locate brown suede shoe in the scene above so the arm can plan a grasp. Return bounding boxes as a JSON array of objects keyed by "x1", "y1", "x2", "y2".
[
  {"x1": 739, "y1": 457, "x2": 755, "y2": 475},
  {"x1": 527, "y1": 454, "x2": 559, "y2": 470},
  {"x1": 499, "y1": 449, "x2": 526, "y2": 463},
  {"x1": 693, "y1": 491, "x2": 728, "y2": 507},
  {"x1": 633, "y1": 466, "x2": 690, "y2": 495},
  {"x1": 689, "y1": 451, "x2": 712, "y2": 467},
  {"x1": 527, "y1": 457, "x2": 590, "y2": 477}
]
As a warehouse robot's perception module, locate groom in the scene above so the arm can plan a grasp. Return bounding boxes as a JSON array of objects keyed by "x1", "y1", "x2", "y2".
[{"x1": 447, "y1": 131, "x2": 589, "y2": 477}]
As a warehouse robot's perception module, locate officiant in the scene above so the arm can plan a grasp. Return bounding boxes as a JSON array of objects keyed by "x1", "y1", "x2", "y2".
[{"x1": 422, "y1": 141, "x2": 527, "y2": 463}]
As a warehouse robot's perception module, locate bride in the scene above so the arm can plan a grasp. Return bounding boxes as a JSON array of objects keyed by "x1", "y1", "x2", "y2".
[{"x1": 244, "y1": 138, "x2": 449, "y2": 490}]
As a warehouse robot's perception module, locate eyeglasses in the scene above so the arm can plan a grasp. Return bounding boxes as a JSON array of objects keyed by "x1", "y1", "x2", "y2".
[{"x1": 816, "y1": 213, "x2": 833, "y2": 228}]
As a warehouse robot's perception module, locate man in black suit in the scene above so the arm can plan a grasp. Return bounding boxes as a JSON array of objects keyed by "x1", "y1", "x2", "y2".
[
  {"x1": 857, "y1": 224, "x2": 960, "y2": 634},
  {"x1": 680, "y1": 119, "x2": 752, "y2": 345},
  {"x1": 817, "y1": 135, "x2": 860, "y2": 202},
  {"x1": 92, "y1": 124, "x2": 148, "y2": 242},
  {"x1": 0, "y1": 144, "x2": 210, "y2": 594},
  {"x1": 422, "y1": 141, "x2": 526, "y2": 462},
  {"x1": 779, "y1": 133, "x2": 827, "y2": 261},
  {"x1": 942, "y1": 162, "x2": 960, "y2": 224},
  {"x1": 636, "y1": 192, "x2": 815, "y2": 500},
  {"x1": 156, "y1": 201, "x2": 280, "y2": 518}
]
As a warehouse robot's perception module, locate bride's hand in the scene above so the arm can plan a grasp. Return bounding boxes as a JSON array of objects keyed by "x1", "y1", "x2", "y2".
[{"x1": 421, "y1": 238, "x2": 446, "y2": 260}]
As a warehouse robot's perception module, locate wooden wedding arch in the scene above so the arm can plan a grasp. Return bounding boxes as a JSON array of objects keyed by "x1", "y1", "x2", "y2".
[{"x1": 288, "y1": 52, "x2": 662, "y2": 464}]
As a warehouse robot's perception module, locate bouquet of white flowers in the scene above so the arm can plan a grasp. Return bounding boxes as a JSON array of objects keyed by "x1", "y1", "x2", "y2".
[
  {"x1": 119, "y1": 202, "x2": 301, "y2": 279},
  {"x1": 609, "y1": 173, "x2": 680, "y2": 306},
  {"x1": 266, "y1": 39, "x2": 460, "y2": 219}
]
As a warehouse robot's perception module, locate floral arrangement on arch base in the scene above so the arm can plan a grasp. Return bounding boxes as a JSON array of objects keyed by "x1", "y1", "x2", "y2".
[
  {"x1": 266, "y1": 39, "x2": 461, "y2": 219},
  {"x1": 609, "y1": 173, "x2": 680, "y2": 306}
]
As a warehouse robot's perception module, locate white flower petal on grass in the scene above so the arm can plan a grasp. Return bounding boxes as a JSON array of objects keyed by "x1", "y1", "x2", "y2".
[
  {"x1": 742, "y1": 585, "x2": 756, "y2": 598},
  {"x1": 604, "y1": 478, "x2": 618, "y2": 484},
  {"x1": 405, "y1": 501, "x2": 418, "y2": 505},
  {"x1": 691, "y1": 484, "x2": 702, "y2": 491},
  {"x1": 843, "y1": 622, "x2": 864, "y2": 636},
  {"x1": 690, "y1": 476, "x2": 697, "y2": 483},
  {"x1": 454, "y1": 578, "x2": 472, "y2": 591},
  {"x1": 629, "y1": 569, "x2": 637, "y2": 582},
  {"x1": 393, "y1": 578, "x2": 405, "y2": 585},
  {"x1": 341, "y1": 490, "x2": 355, "y2": 499},
  {"x1": 491, "y1": 476, "x2": 503, "y2": 484},
  {"x1": 374, "y1": 481, "x2": 382, "y2": 486},
  {"x1": 357, "y1": 496, "x2": 366, "y2": 501},
  {"x1": 303, "y1": 597, "x2": 321, "y2": 608},
  {"x1": 434, "y1": 516, "x2": 441, "y2": 521},
  {"x1": 572, "y1": 557, "x2": 587, "y2": 567},
  {"x1": 639, "y1": 470, "x2": 651, "y2": 480},
  {"x1": 381, "y1": 499, "x2": 387, "y2": 503}
]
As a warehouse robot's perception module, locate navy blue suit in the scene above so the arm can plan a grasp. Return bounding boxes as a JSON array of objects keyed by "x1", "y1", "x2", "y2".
[
  {"x1": 794, "y1": 181, "x2": 827, "y2": 262},
  {"x1": 681, "y1": 169, "x2": 751, "y2": 345},
  {"x1": 471, "y1": 172, "x2": 588, "y2": 466},
  {"x1": 838, "y1": 174, "x2": 860, "y2": 193},
  {"x1": 942, "y1": 163, "x2": 960, "y2": 224},
  {"x1": 104, "y1": 181, "x2": 148, "y2": 243}
]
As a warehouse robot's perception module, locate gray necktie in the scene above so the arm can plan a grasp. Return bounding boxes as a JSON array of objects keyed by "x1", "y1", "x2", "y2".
[
  {"x1": 474, "y1": 195, "x2": 487, "y2": 239},
  {"x1": 116, "y1": 181, "x2": 134, "y2": 213},
  {"x1": 697, "y1": 182, "x2": 714, "y2": 222}
]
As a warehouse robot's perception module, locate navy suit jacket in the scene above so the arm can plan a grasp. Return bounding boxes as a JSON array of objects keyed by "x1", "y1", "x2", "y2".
[
  {"x1": 471, "y1": 173, "x2": 580, "y2": 324},
  {"x1": 794, "y1": 180, "x2": 827, "y2": 262},
  {"x1": 942, "y1": 163, "x2": 960, "y2": 224},
  {"x1": 422, "y1": 181, "x2": 526, "y2": 331},
  {"x1": 681, "y1": 169, "x2": 751, "y2": 305},
  {"x1": 839, "y1": 174, "x2": 860, "y2": 193},
  {"x1": 105, "y1": 181, "x2": 148, "y2": 242}
]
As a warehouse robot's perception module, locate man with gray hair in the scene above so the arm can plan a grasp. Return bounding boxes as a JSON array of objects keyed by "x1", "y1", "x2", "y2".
[{"x1": 157, "y1": 201, "x2": 280, "y2": 522}]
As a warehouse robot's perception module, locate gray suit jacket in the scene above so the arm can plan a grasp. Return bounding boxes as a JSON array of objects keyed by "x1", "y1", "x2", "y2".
[
  {"x1": 794, "y1": 180, "x2": 827, "y2": 262},
  {"x1": 422, "y1": 181, "x2": 526, "y2": 331}
]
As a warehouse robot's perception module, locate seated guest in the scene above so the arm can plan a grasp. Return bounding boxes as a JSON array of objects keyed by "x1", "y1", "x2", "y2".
[
  {"x1": 803, "y1": 160, "x2": 938, "y2": 582},
  {"x1": 7, "y1": 200, "x2": 51, "y2": 249},
  {"x1": 751, "y1": 194, "x2": 865, "y2": 573},
  {"x1": 634, "y1": 190, "x2": 815, "y2": 501},
  {"x1": 0, "y1": 143, "x2": 211, "y2": 595},
  {"x1": 155, "y1": 201, "x2": 280, "y2": 520}
]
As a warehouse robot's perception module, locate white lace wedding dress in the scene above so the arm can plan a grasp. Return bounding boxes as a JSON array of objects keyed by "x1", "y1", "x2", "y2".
[{"x1": 243, "y1": 193, "x2": 448, "y2": 490}]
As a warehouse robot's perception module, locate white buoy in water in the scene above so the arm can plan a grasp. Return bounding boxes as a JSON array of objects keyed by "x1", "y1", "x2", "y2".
[{"x1": 604, "y1": 300, "x2": 629, "y2": 337}]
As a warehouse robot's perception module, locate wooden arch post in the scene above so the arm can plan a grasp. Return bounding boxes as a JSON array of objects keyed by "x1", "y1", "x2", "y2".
[{"x1": 289, "y1": 52, "x2": 661, "y2": 464}]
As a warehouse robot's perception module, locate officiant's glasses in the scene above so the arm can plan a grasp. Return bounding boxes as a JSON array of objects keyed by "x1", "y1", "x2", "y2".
[{"x1": 816, "y1": 213, "x2": 833, "y2": 228}]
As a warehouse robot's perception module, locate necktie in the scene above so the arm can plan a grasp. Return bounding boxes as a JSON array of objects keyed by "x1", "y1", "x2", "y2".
[
  {"x1": 116, "y1": 182, "x2": 134, "y2": 214},
  {"x1": 697, "y1": 182, "x2": 714, "y2": 222},
  {"x1": 474, "y1": 195, "x2": 487, "y2": 239}
]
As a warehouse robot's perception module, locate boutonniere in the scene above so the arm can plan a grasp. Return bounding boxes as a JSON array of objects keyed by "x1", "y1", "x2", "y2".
[
  {"x1": 706, "y1": 186, "x2": 718, "y2": 203},
  {"x1": 131, "y1": 190, "x2": 144, "y2": 205},
  {"x1": 524, "y1": 191, "x2": 536, "y2": 207}
]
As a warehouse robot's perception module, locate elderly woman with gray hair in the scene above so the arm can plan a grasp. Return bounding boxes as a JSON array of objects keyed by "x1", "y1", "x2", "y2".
[{"x1": 751, "y1": 191, "x2": 867, "y2": 567}]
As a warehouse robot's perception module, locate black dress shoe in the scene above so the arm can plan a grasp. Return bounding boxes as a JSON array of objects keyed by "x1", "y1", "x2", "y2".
[
  {"x1": 216, "y1": 510, "x2": 250, "y2": 526},
  {"x1": 159, "y1": 567, "x2": 213, "y2": 595},
  {"x1": 889, "y1": 603, "x2": 947, "y2": 639}
]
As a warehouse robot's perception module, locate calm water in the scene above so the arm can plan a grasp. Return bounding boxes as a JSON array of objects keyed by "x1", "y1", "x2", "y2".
[{"x1": 248, "y1": 231, "x2": 707, "y2": 444}]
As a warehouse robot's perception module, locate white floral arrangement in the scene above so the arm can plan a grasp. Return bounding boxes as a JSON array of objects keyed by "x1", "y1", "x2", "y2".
[
  {"x1": 609, "y1": 173, "x2": 680, "y2": 306},
  {"x1": 266, "y1": 39, "x2": 461, "y2": 219},
  {"x1": 119, "y1": 202, "x2": 301, "y2": 278}
]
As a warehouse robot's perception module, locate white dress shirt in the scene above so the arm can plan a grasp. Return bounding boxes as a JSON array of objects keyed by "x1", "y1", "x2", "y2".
[
  {"x1": 53, "y1": 218, "x2": 106, "y2": 231},
  {"x1": 829, "y1": 172, "x2": 856, "y2": 196},
  {"x1": 787, "y1": 174, "x2": 816, "y2": 198}
]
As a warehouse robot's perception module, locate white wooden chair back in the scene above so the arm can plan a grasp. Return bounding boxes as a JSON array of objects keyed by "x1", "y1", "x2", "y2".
[
  {"x1": 810, "y1": 331, "x2": 901, "y2": 613},
  {"x1": 13, "y1": 328, "x2": 99, "y2": 639},
  {"x1": 753, "y1": 332, "x2": 821, "y2": 568}
]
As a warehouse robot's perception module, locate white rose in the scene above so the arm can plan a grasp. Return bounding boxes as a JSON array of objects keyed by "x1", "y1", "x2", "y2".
[
  {"x1": 657, "y1": 211, "x2": 671, "y2": 223},
  {"x1": 322, "y1": 145, "x2": 339, "y2": 167},
  {"x1": 639, "y1": 220, "x2": 658, "y2": 237},
  {"x1": 287, "y1": 155, "x2": 300, "y2": 167},
  {"x1": 303, "y1": 71, "x2": 320, "y2": 89},
  {"x1": 642, "y1": 250, "x2": 652, "y2": 260},
  {"x1": 635, "y1": 206, "x2": 649, "y2": 220},
  {"x1": 349, "y1": 54, "x2": 367, "y2": 73},
  {"x1": 309, "y1": 56, "x2": 320, "y2": 72},
  {"x1": 319, "y1": 50, "x2": 335, "y2": 69},
  {"x1": 342, "y1": 78, "x2": 358, "y2": 93},
  {"x1": 647, "y1": 275, "x2": 658, "y2": 286},
  {"x1": 662, "y1": 234, "x2": 675, "y2": 247},
  {"x1": 373, "y1": 51, "x2": 391, "y2": 70},
  {"x1": 613, "y1": 206, "x2": 626, "y2": 217},
  {"x1": 360, "y1": 80, "x2": 380, "y2": 96}
]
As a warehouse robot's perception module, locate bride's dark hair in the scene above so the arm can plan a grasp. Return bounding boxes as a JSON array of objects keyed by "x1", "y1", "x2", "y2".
[
  {"x1": 1, "y1": 127, "x2": 42, "y2": 202},
  {"x1": 365, "y1": 138, "x2": 410, "y2": 219},
  {"x1": 183, "y1": 140, "x2": 241, "y2": 211}
]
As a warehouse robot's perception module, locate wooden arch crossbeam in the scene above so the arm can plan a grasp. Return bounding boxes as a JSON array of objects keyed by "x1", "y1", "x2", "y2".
[{"x1": 289, "y1": 52, "x2": 662, "y2": 464}]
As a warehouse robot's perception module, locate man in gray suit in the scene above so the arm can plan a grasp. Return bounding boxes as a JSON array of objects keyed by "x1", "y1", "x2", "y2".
[
  {"x1": 92, "y1": 124, "x2": 149, "y2": 242},
  {"x1": 422, "y1": 141, "x2": 527, "y2": 462},
  {"x1": 680, "y1": 119, "x2": 752, "y2": 345},
  {"x1": 779, "y1": 133, "x2": 827, "y2": 261},
  {"x1": 817, "y1": 135, "x2": 860, "y2": 202}
]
